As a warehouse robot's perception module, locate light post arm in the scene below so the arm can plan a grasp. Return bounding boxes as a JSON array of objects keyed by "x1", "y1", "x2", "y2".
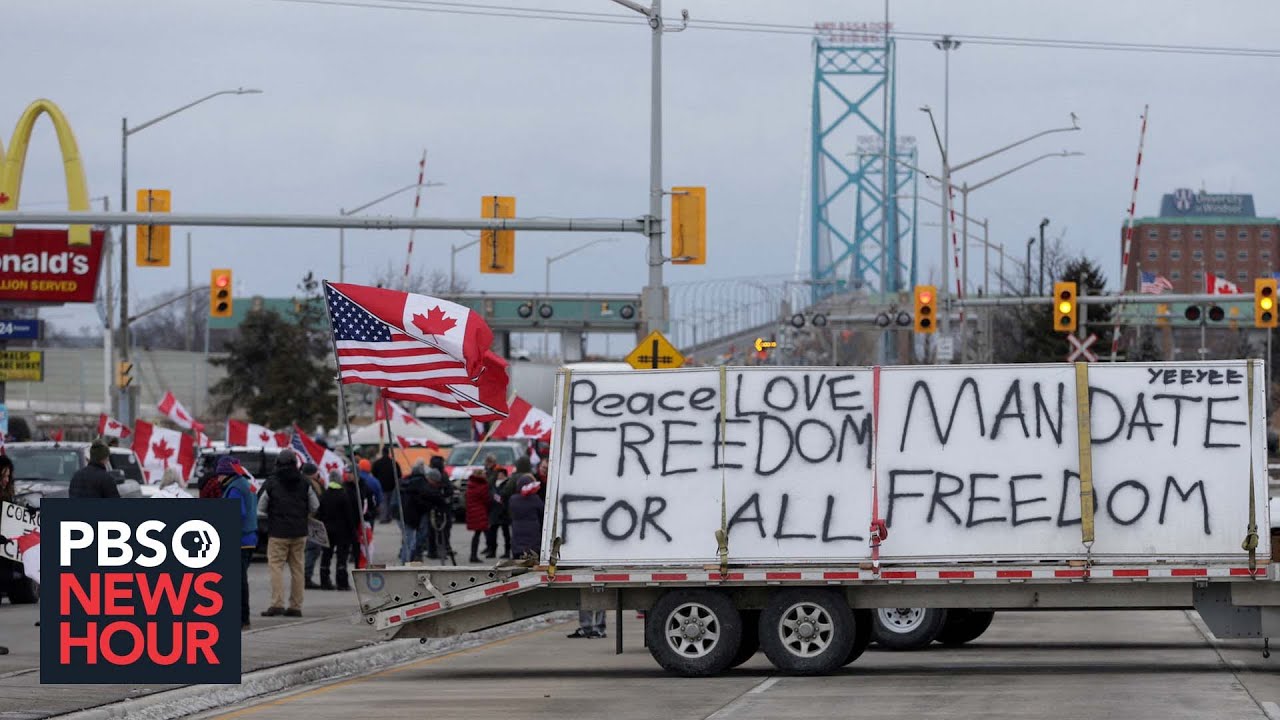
[
  {"x1": 951, "y1": 122, "x2": 1080, "y2": 173},
  {"x1": 343, "y1": 182, "x2": 445, "y2": 216},
  {"x1": 965, "y1": 152, "x2": 1083, "y2": 193},
  {"x1": 126, "y1": 88, "x2": 262, "y2": 136}
]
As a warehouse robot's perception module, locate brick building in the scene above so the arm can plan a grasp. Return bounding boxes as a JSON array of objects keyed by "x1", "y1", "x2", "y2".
[{"x1": 1124, "y1": 189, "x2": 1279, "y2": 293}]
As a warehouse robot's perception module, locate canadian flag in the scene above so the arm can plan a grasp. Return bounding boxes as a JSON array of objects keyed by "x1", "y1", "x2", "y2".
[
  {"x1": 157, "y1": 391, "x2": 205, "y2": 433},
  {"x1": 133, "y1": 419, "x2": 197, "y2": 484},
  {"x1": 395, "y1": 436, "x2": 440, "y2": 450},
  {"x1": 97, "y1": 414, "x2": 132, "y2": 440},
  {"x1": 491, "y1": 396, "x2": 554, "y2": 440},
  {"x1": 227, "y1": 419, "x2": 289, "y2": 448},
  {"x1": 292, "y1": 425, "x2": 348, "y2": 479},
  {"x1": 375, "y1": 393, "x2": 425, "y2": 427},
  {"x1": 16, "y1": 530, "x2": 39, "y2": 583},
  {"x1": 1207, "y1": 273, "x2": 1242, "y2": 295}
]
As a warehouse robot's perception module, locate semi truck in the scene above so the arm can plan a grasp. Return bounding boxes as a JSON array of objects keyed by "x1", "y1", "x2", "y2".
[{"x1": 354, "y1": 360, "x2": 1280, "y2": 676}]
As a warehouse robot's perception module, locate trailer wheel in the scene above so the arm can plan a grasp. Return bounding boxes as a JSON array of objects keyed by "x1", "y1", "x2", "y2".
[
  {"x1": 871, "y1": 608, "x2": 947, "y2": 651},
  {"x1": 729, "y1": 610, "x2": 760, "y2": 668},
  {"x1": 935, "y1": 609, "x2": 995, "y2": 646},
  {"x1": 843, "y1": 609, "x2": 873, "y2": 665},
  {"x1": 645, "y1": 589, "x2": 742, "y2": 677},
  {"x1": 759, "y1": 589, "x2": 855, "y2": 675}
]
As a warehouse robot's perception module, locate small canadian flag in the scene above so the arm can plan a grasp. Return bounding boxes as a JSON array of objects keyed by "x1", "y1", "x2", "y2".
[
  {"x1": 157, "y1": 391, "x2": 205, "y2": 433},
  {"x1": 133, "y1": 419, "x2": 197, "y2": 483},
  {"x1": 97, "y1": 414, "x2": 132, "y2": 440},
  {"x1": 491, "y1": 396, "x2": 553, "y2": 440},
  {"x1": 227, "y1": 419, "x2": 289, "y2": 448},
  {"x1": 1206, "y1": 272, "x2": 1242, "y2": 295}
]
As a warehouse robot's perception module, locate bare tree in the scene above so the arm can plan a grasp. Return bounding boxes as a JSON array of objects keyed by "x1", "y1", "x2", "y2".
[
  {"x1": 131, "y1": 287, "x2": 208, "y2": 351},
  {"x1": 370, "y1": 262, "x2": 468, "y2": 295}
]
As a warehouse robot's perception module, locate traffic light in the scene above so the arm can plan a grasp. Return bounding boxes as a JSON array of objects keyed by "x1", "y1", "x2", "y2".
[
  {"x1": 135, "y1": 189, "x2": 172, "y2": 267},
  {"x1": 1256, "y1": 278, "x2": 1278, "y2": 328},
  {"x1": 480, "y1": 196, "x2": 515, "y2": 274},
  {"x1": 1185, "y1": 304, "x2": 1225, "y2": 323},
  {"x1": 913, "y1": 285, "x2": 937, "y2": 334},
  {"x1": 671, "y1": 186, "x2": 706, "y2": 265},
  {"x1": 116, "y1": 361, "x2": 133, "y2": 389},
  {"x1": 210, "y1": 269, "x2": 233, "y2": 318},
  {"x1": 1053, "y1": 281, "x2": 1078, "y2": 333}
]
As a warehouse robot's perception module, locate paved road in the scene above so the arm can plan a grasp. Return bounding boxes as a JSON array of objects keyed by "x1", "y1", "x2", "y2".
[
  {"x1": 200, "y1": 609, "x2": 1280, "y2": 720},
  {"x1": 0, "y1": 519, "x2": 477, "y2": 719}
]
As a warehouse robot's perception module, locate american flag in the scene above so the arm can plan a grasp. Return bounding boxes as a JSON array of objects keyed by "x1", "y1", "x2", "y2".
[
  {"x1": 325, "y1": 282, "x2": 508, "y2": 421},
  {"x1": 1140, "y1": 271, "x2": 1173, "y2": 294}
]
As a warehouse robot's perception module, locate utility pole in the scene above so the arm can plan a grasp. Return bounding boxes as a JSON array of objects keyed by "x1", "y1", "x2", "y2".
[
  {"x1": 613, "y1": 0, "x2": 687, "y2": 335},
  {"x1": 1039, "y1": 217, "x2": 1049, "y2": 295}
]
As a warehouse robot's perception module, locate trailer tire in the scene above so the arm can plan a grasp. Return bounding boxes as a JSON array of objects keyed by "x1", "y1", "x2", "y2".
[
  {"x1": 935, "y1": 609, "x2": 995, "y2": 646},
  {"x1": 843, "y1": 609, "x2": 873, "y2": 665},
  {"x1": 759, "y1": 589, "x2": 855, "y2": 675},
  {"x1": 645, "y1": 589, "x2": 742, "y2": 677},
  {"x1": 729, "y1": 610, "x2": 760, "y2": 668},
  {"x1": 871, "y1": 608, "x2": 947, "y2": 651}
]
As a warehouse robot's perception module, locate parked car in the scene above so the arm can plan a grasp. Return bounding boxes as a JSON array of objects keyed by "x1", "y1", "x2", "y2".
[
  {"x1": 443, "y1": 441, "x2": 525, "y2": 520},
  {"x1": 5, "y1": 441, "x2": 144, "y2": 506}
]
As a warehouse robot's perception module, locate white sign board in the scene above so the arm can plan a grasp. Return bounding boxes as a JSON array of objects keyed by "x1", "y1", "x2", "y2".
[
  {"x1": 546, "y1": 368, "x2": 874, "y2": 564},
  {"x1": 1, "y1": 500, "x2": 39, "y2": 563},
  {"x1": 544, "y1": 361, "x2": 1268, "y2": 566},
  {"x1": 935, "y1": 336, "x2": 955, "y2": 362}
]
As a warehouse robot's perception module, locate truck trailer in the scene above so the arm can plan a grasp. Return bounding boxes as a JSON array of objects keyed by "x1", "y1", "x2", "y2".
[{"x1": 354, "y1": 360, "x2": 1280, "y2": 676}]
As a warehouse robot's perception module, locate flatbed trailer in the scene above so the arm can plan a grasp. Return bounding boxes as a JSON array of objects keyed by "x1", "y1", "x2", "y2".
[{"x1": 355, "y1": 360, "x2": 1280, "y2": 676}]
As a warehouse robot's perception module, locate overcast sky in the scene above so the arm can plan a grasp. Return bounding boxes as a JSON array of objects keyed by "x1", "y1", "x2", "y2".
[{"x1": 9, "y1": 0, "x2": 1280, "y2": 337}]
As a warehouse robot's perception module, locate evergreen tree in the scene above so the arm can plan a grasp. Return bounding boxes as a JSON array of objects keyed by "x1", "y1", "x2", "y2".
[
  {"x1": 210, "y1": 274, "x2": 336, "y2": 430},
  {"x1": 992, "y1": 254, "x2": 1112, "y2": 363}
]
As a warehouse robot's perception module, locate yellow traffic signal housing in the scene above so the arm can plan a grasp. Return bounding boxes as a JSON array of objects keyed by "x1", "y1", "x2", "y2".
[
  {"x1": 1053, "y1": 281, "x2": 1078, "y2": 333},
  {"x1": 1256, "y1": 278, "x2": 1278, "y2": 328},
  {"x1": 671, "y1": 186, "x2": 706, "y2": 265},
  {"x1": 116, "y1": 361, "x2": 133, "y2": 389},
  {"x1": 135, "y1": 189, "x2": 172, "y2": 267},
  {"x1": 480, "y1": 196, "x2": 515, "y2": 274},
  {"x1": 913, "y1": 285, "x2": 937, "y2": 334},
  {"x1": 210, "y1": 268, "x2": 233, "y2": 318}
]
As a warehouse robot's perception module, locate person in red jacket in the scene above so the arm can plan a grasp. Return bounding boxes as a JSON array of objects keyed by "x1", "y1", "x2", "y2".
[{"x1": 464, "y1": 470, "x2": 491, "y2": 563}]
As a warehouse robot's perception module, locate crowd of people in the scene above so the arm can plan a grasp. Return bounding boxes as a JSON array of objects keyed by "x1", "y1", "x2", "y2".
[{"x1": 0, "y1": 435, "x2": 603, "y2": 647}]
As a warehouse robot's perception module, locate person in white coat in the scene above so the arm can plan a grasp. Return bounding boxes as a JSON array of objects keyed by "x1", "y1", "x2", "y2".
[{"x1": 152, "y1": 468, "x2": 191, "y2": 499}]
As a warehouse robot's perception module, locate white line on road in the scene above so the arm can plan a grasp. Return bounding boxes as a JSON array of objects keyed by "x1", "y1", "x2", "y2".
[
  {"x1": 705, "y1": 676, "x2": 779, "y2": 719},
  {"x1": 1262, "y1": 700, "x2": 1280, "y2": 720}
]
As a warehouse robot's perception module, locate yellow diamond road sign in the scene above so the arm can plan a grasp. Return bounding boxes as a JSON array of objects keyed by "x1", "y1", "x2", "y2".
[{"x1": 626, "y1": 330, "x2": 685, "y2": 370}]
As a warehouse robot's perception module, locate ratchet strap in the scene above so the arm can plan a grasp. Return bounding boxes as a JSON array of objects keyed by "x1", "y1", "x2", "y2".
[
  {"x1": 546, "y1": 368, "x2": 573, "y2": 580},
  {"x1": 1242, "y1": 359, "x2": 1259, "y2": 575},
  {"x1": 1074, "y1": 363, "x2": 1095, "y2": 572},
  {"x1": 715, "y1": 366, "x2": 730, "y2": 577}
]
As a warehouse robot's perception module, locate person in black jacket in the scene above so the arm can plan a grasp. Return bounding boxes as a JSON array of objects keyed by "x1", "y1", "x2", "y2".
[
  {"x1": 317, "y1": 470, "x2": 357, "y2": 590},
  {"x1": 257, "y1": 449, "x2": 318, "y2": 617},
  {"x1": 69, "y1": 443, "x2": 119, "y2": 498},
  {"x1": 372, "y1": 446, "x2": 400, "y2": 524},
  {"x1": 418, "y1": 467, "x2": 454, "y2": 561},
  {"x1": 398, "y1": 460, "x2": 430, "y2": 563}
]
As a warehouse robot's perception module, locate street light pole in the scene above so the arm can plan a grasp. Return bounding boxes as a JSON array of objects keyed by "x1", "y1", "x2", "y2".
[
  {"x1": 544, "y1": 237, "x2": 623, "y2": 357},
  {"x1": 450, "y1": 239, "x2": 480, "y2": 293},
  {"x1": 1026, "y1": 237, "x2": 1036, "y2": 296},
  {"x1": 339, "y1": 181, "x2": 445, "y2": 284},
  {"x1": 118, "y1": 87, "x2": 261, "y2": 425},
  {"x1": 1039, "y1": 217, "x2": 1050, "y2": 295},
  {"x1": 612, "y1": 0, "x2": 687, "y2": 335}
]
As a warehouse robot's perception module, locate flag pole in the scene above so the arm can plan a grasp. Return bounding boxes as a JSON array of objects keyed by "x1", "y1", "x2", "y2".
[
  {"x1": 322, "y1": 281, "x2": 367, "y2": 567},
  {"x1": 378, "y1": 391, "x2": 409, "y2": 538}
]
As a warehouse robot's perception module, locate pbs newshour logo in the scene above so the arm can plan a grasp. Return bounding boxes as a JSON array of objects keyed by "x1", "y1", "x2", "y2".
[{"x1": 41, "y1": 499, "x2": 241, "y2": 685}]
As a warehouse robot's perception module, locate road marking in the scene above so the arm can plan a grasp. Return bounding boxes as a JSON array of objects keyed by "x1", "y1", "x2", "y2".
[
  {"x1": 212, "y1": 622, "x2": 569, "y2": 719},
  {"x1": 1262, "y1": 701, "x2": 1280, "y2": 720},
  {"x1": 704, "y1": 676, "x2": 778, "y2": 719}
]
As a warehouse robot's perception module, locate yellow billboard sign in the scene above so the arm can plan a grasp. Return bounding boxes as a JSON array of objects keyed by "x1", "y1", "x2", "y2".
[
  {"x1": 0, "y1": 350, "x2": 44, "y2": 382},
  {"x1": 0, "y1": 99, "x2": 92, "y2": 246}
]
